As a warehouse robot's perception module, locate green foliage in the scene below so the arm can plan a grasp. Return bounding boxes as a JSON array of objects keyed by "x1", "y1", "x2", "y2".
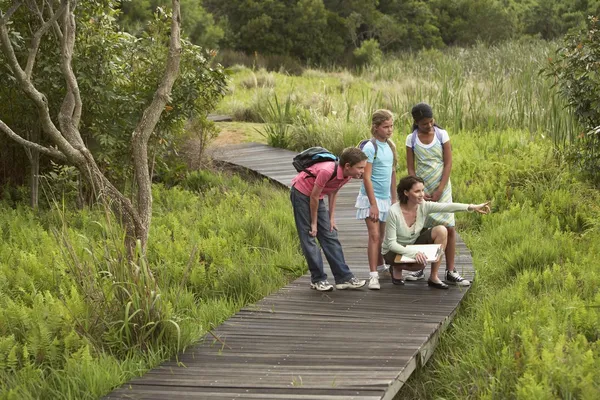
[
  {"x1": 547, "y1": 16, "x2": 600, "y2": 185},
  {"x1": 352, "y1": 39, "x2": 383, "y2": 68},
  {"x1": 201, "y1": 0, "x2": 600, "y2": 67},
  {"x1": 218, "y1": 40, "x2": 580, "y2": 149},
  {"x1": 0, "y1": 172, "x2": 304, "y2": 398},
  {"x1": 431, "y1": 0, "x2": 518, "y2": 45},
  {"x1": 119, "y1": 0, "x2": 224, "y2": 48},
  {"x1": 397, "y1": 130, "x2": 600, "y2": 399},
  {"x1": 258, "y1": 94, "x2": 303, "y2": 148},
  {"x1": 0, "y1": 1, "x2": 227, "y2": 192}
]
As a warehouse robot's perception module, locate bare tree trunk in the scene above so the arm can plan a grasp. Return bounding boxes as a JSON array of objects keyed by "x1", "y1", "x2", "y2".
[
  {"x1": 29, "y1": 148, "x2": 39, "y2": 209},
  {"x1": 131, "y1": 0, "x2": 182, "y2": 251},
  {"x1": 0, "y1": 0, "x2": 183, "y2": 258},
  {"x1": 24, "y1": 125, "x2": 41, "y2": 209}
]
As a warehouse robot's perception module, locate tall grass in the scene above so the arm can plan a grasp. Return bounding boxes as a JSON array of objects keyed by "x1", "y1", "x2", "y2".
[
  {"x1": 0, "y1": 171, "x2": 305, "y2": 399},
  {"x1": 219, "y1": 40, "x2": 580, "y2": 151},
  {"x1": 395, "y1": 130, "x2": 600, "y2": 399}
]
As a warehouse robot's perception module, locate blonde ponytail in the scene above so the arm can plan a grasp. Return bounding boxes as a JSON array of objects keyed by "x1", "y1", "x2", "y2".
[{"x1": 371, "y1": 109, "x2": 397, "y2": 167}]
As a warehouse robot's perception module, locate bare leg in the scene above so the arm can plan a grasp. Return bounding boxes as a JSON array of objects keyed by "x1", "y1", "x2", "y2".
[
  {"x1": 445, "y1": 226, "x2": 456, "y2": 272},
  {"x1": 429, "y1": 225, "x2": 448, "y2": 283},
  {"x1": 390, "y1": 262, "x2": 424, "y2": 279},
  {"x1": 365, "y1": 218, "x2": 380, "y2": 273},
  {"x1": 378, "y1": 221, "x2": 386, "y2": 267}
]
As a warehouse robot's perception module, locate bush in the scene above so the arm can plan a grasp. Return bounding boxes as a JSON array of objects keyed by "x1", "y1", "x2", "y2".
[
  {"x1": 352, "y1": 39, "x2": 383, "y2": 68},
  {"x1": 547, "y1": 16, "x2": 600, "y2": 185}
]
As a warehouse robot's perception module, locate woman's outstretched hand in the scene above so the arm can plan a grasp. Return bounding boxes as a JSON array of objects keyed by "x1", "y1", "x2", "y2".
[{"x1": 470, "y1": 201, "x2": 491, "y2": 214}]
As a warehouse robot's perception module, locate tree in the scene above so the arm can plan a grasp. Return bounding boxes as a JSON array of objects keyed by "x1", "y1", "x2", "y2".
[
  {"x1": 0, "y1": 0, "x2": 181, "y2": 254},
  {"x1": 431, "y1": 0, "x2": 517, "y2": 45},
  {"x1": 119, "y1": 0, "x2": 223, "y2": 48}
]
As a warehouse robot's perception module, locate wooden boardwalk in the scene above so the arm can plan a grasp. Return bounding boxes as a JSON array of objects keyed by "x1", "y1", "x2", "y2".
[{"x1": 105, "y1": 143, "x2": 475, "y2": 400}]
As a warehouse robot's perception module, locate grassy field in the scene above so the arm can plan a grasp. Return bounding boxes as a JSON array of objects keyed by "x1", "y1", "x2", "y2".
[
  {"x1": 213, "y1": 39, "x2": 600, "y2": 398},
  {"x1": 2, "y1": 40, "x2": 599, "y2": 399},
  {"x1": 0, "y1": 173, "x2": 305, "y2": 399},
  {"x1": 397, "y1": 130, "x2": 600, "y2": 399},
  {"x1": 216, "y1": 40, "x2": 581, "y2": 154}
]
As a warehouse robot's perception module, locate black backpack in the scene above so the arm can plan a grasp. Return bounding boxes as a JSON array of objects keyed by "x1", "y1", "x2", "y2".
[{"x1": 292, "y1": 147, "x2": 339, "y2": 181}]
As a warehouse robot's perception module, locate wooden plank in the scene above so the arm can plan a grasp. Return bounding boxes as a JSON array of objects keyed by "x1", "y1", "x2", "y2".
[{"x1": 104, "y1": 143, "x2": 475, "y2": 399}]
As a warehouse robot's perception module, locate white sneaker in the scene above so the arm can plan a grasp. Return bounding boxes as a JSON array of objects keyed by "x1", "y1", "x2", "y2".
[
  {"x1": 368, "y1": 276, "x2": 380, "y2": 290},
  {"x1": 335, "y1": 277, "x2": 367, "y2": 290},
  {"x1": 310, "y1": 280, "x2": 334, "y2": 291}
]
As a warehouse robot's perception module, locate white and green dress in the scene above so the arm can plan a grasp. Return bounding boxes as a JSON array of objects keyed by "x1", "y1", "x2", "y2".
[{"x1": 405, "y1": 126, "x2": 454, "y2": 228}]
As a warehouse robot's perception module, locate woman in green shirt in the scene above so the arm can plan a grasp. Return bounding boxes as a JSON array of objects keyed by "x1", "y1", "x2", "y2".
[{"x1": 382, "y1": 175, "x2": 490, "y2": 289}]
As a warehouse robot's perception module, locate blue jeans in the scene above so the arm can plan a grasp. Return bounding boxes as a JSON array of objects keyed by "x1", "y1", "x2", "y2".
[{"x1": 290, "y1": 187, "x2": 354, "y2": 284}]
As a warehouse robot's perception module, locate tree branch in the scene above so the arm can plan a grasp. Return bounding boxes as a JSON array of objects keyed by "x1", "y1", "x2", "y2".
[
  {"x1": 0, "y1": 1, "x2": 22, "y2": 25},
  {"x1": 0, "y1": 118, "x2": 67, "y2": 160},
  {"x1": 0, "y1": 18, "x2": 83, "y2": 163},
  {"x1": 25, "y1": 0, "x2": 68, "y2": 79},
  {"x1": 57, "y1": 0, "x2": 83, "y2": 139}
]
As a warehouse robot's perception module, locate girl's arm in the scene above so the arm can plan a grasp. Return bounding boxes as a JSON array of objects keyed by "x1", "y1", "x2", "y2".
[
  {"x1": 432, "y1": 141, "x2": 453, "y2": 201},
  {"x1": 406, "y1": 146, "x2": 416, "y2": 177},
  {"x1": 328, "y1": 189, "x2": 339, "y2": 231},
  {"x1": 363, "y1": 161, "x2": 379, "y2": 221},
  {"x1": 390, "y1": 168, "x2": 397, "y2": 204}
]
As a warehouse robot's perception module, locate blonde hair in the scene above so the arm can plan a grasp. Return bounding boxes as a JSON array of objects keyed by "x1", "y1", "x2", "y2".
[{"x1": 370, "y1": 109, "x2": 397, "y2": 167}]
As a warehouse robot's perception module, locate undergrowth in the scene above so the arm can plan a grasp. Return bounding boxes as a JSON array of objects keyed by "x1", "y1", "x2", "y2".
[
  {"x1": 396, "y1": 130, "x2": 600, "y2": 399},
  {"x1": 0, "y1": 172, "x2": 304, "y2": 399}
]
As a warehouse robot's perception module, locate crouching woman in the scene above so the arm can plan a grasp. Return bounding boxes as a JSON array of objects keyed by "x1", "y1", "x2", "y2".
[{"x1": 382, "y1": 175, "x2": 490, "y2": 289}]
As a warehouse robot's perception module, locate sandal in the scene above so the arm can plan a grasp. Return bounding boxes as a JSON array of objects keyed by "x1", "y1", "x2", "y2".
[{"x1": 389, "y1": 265, "x2": 405, "y2": 286}]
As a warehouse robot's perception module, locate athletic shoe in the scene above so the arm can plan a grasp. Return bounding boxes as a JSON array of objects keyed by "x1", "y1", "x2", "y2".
[
  {"x1": 427, "y1": 279, "x2": 449, "y2": 289},
  {"x1": 405, "y1": 269, "x2": 425, "y2": 281},
  {"x1": 445, "y1": 270, "x2": 471, "y2": 286},
  {"x1": 368, "y1": 276, "x2": 380, "y2": 290},
  {"x1": 310, "y1": 280, "x2": 334, "y2": 292},
  {"x1": 336, "y1": 277, "x2": 367, "y2": 290}
]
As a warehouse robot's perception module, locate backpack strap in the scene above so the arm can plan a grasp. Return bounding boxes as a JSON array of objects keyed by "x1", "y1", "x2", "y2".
[
  {"x1": 329, "y1": 161, "x2": 339, "y2": 182},
  {"x1": 370, "y1": 137, "x2": 378, "y2": 160},
  {"x1": 411, "y1": 126, "x2": 444, "y2": 150},
  {"x1": 304, "y1": 161, "x2": 339, "y2": 182}
]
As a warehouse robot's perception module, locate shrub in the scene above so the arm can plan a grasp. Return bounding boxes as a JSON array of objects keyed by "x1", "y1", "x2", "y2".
[
  {"x1": 547, "y1": 16, "x2": 600, "y2": 185},
  {"x1": 352, "y1": 39, "x2": 383, "y2": 68}
]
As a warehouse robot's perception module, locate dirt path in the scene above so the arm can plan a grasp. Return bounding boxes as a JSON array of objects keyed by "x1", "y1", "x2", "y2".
[{"x1": 211, "y1": 121, "x2": 266, "y2": 147}]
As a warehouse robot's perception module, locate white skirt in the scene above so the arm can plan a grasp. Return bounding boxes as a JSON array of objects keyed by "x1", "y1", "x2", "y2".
[{"x1": 355, "y1": 194, "x2": 392, "y2": 222}]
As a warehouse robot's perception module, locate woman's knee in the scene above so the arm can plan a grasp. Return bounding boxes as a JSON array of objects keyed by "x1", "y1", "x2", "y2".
[{"x1": 432, "y1": 225, "x2": 448, "y2": 243}]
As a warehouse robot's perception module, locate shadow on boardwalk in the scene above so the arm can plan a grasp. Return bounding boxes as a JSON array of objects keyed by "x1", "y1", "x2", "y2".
[{"x1": 105, "y1": 143, "x2": 474, "y2": 400}]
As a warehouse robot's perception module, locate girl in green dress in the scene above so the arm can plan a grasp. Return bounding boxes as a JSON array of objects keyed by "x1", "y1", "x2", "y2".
[{"x1": 405, "y1": 103, "x2": 469, "y2": 286}]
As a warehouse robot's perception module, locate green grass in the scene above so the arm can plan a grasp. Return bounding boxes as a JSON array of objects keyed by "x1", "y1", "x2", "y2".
[
  {"x1": 0, "y1": 172, "x2": 305, "y2": 399},
  {"x1": 395, "y1": 130, "x2": 600, "y2": 399},
  {"x1": 218, "y1": 40, "x2": 580, "y2": 153},
  {"x1": 2, "y1": 40, "x2": 599, "y2": 399}
]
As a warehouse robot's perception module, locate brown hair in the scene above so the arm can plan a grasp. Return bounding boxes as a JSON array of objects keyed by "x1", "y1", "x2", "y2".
[
  {"x1": 340, "y1": 147, "x2": 368, "y2": 167},
  {"x1": 371, "y1": 109, "x2": 397, "y2": 166},
  {"x1": 397, "y1": 175, "x2": 424, "y2": 204}
]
